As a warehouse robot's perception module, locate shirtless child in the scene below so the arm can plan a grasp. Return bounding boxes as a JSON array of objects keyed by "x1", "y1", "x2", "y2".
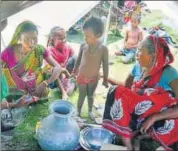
[
  {"x1": 115, "y1": 15, "x2": 143, "y2": 64},
  {"x1": 72, "y1": 17, "x2": 109, "y2": 120}
]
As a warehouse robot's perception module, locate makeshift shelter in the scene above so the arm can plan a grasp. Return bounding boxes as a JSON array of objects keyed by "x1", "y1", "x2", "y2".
[{"x1": 1, "y1": 1, "x2": 100, "y2": 50}]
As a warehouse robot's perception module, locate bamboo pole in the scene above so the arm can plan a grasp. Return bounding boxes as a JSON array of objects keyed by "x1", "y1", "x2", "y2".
[
  {"x1": 103, "y1": 1, "x2": 113, "y2": 45},
  {"x1": 1, "y1": 35, "x2": 6, "y2": 48}
]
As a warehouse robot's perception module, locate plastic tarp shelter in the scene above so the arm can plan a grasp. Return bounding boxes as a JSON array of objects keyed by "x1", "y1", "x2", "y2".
[{"x1": 1, "y1": 1, "x2": 100, "y2": 50}]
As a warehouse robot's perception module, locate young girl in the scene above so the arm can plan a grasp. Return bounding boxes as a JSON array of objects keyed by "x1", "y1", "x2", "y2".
[
  {"x1": 46, "y1": 26, "x2": 76, "y2": 99},
  {"x1": 115, "y1": 15, "x2": 143, "y2": 64},
  {"x1": 72, "y1": 17, "x2": 109, "y2": 120}
]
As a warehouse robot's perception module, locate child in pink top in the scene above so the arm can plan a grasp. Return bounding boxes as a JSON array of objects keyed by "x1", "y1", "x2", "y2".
[{"x1": 46, "y1": 26, "x2": 76, "y2": 99}]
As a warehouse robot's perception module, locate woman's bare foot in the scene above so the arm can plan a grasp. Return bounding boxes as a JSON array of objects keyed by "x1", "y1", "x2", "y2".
[{"x1": 121, "y1": 137, "x2": 133, "y2": 151}]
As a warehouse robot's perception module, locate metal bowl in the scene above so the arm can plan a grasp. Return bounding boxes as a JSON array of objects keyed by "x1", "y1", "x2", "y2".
[{"x1": 80, "y1": 126, "x2": 113, "y2": 151}]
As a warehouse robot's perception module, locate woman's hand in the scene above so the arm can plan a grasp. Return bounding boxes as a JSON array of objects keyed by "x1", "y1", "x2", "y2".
[
  {"x1": 140, "y1": 114, "x2": 157, "y2": 134},
  {"x1": 15, "y1": 96, "x2": 30, "y2": 107},
  {"x1": 15, "y1": 95, "x2": 39, "y2": 107},
  {"x1": 140, "y1": 105, "x2": 178, "y2": 134}
]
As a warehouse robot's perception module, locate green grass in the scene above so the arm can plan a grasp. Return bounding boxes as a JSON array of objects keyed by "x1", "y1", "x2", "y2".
[
  {"x1": 12, "y1": 57, "x2": 129, "y2": 149},
  {"x1": 160, "y1": 24, "x2": 178, "y2": 43},
  {"x1": 140, "y1": 10, "x2": 165, "y2": 28},
  {"x1": 12, "y1": 58, "x2": 162, "y2": 150},
  {"x1": 13, "y1": 97, "x2": 54, "y2": 149},
  {"x1": 140, "y1": 139, "x2": 159, "y2": 151},
  {"x1": 11, "y1": 9, "x2": 178, "y2": 150},
  {"x1": 67, "y1": 30, "x2": 122, "y2": 45},
  {"x1": 107, "y1": 34, "x2": 122, "y2": 45},
  {"x1": 140, "y1": 10, "x2": 178, "y2": 43},
  {"x1": 12, "y1": 89, "x2": 93, "y2": 149},
  {"x1": 113, "y1": 136, "x2": 159, "y2": 151},
  {"x1": 67, "y1": 31, "x2": 84, "y2": 44}
]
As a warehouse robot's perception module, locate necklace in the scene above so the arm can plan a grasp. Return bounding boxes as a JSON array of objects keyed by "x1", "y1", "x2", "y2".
[{"x1": 88, "y1": 41, "x2": 101, "y2": 53}]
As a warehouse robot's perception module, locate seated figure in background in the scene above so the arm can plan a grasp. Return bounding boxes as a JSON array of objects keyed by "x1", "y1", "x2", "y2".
[{"x1": 115, "y1": 15, "x2": 143, "y2": 64}]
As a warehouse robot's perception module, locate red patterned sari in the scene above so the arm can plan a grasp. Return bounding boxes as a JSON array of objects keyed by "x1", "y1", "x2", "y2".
[{"x1": 102, "y1": 35, "x2": 178, "y2": 150}]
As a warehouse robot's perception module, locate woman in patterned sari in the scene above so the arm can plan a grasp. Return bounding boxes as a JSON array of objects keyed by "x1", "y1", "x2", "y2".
[
  {"x1": 102, "y1": 35, "x2": 178, "y2": 150},
  {"x1": 1, "y1": 21, "x2": 64, "y2": 99}
]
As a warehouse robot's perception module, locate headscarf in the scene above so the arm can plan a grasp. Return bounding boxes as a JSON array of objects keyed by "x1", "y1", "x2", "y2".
[
  {"x1": 132, "y1": 35, "x2": 174, "y2": 91},
  {"x1": 8, "y1": 20, "x2": 37, "y2": 46}
]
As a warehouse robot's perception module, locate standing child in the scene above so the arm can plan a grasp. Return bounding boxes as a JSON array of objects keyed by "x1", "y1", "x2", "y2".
[
  {"x1": 72, "y1": 17, "x2": 109, "y2": 120},
  {"x1": 115, "y1": 15, "x2": 143, "y2": 64}
]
